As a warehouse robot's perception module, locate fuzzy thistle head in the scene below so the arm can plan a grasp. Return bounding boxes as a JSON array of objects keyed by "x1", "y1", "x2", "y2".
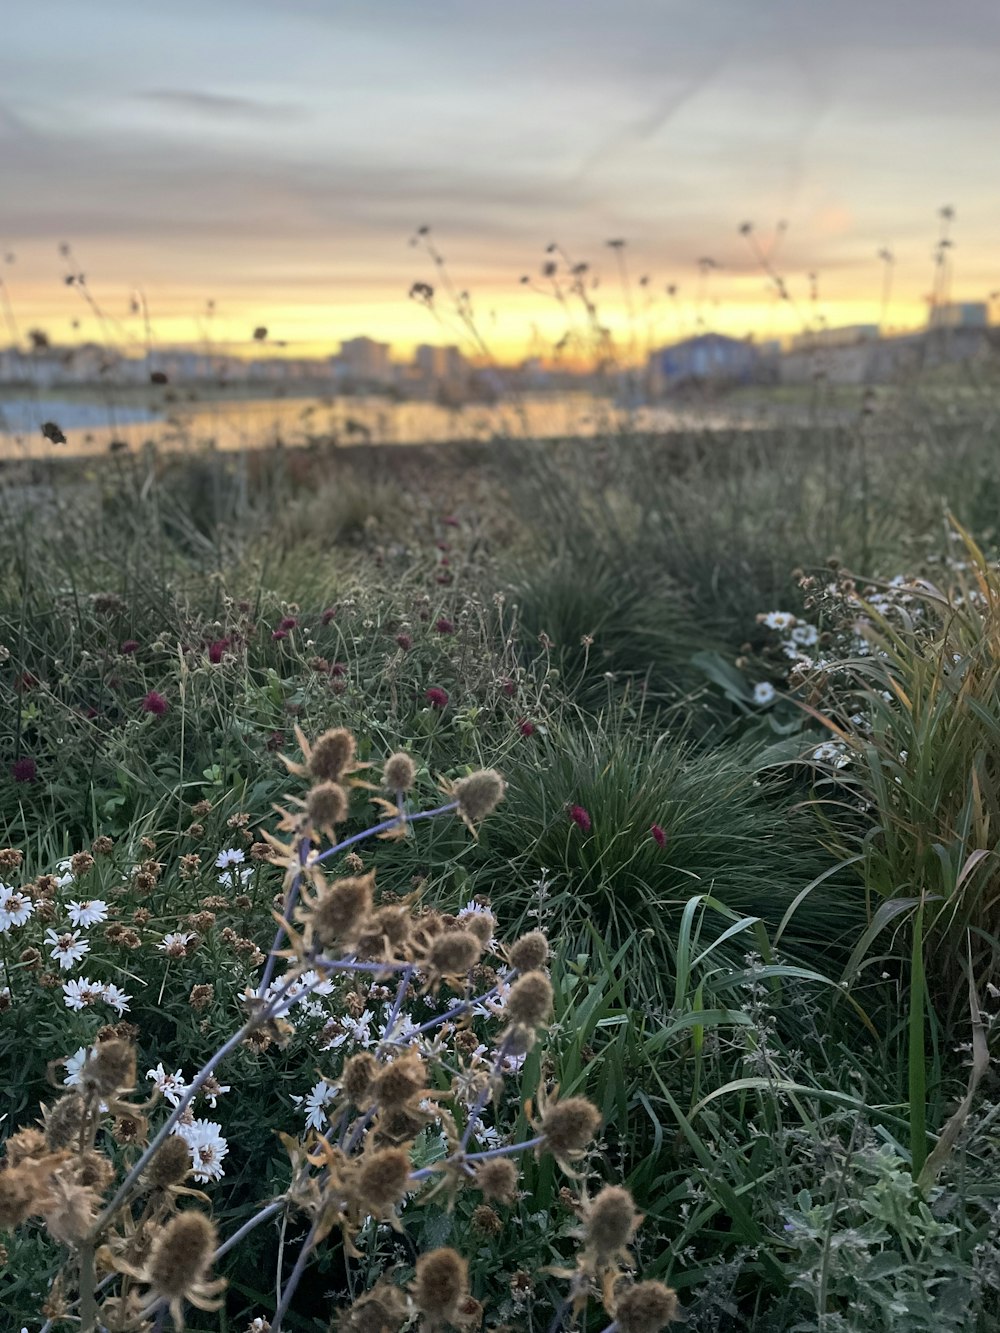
[
  {"x1": 383, "y1": 751, "x2": 417, "y2": 793},
  {"x1": 342, "y1": 1052, "x2": 379, "y2": 1107},
  {"x1": 474, "y1": 1156, "x2": 519, "y2": 1205},
  {"x1": 463, "y1": 909, "x2": 495, "y2": 948},
  {"x1": 43, "y1": 1095, "x2": 87, "y2": 1150},
  {"x1": 540, "y1": 1096, "x2": 601, "y2": 1163},
  {"x1": 146, "y1": 1210, "x2": 225, "y2": 1322},
  {"x1": 454, "y1": 769, "x2": 506, "y2": 823},
  {"x1": 305, "y1": 781, "x2": 349, "y2": 828},
  {"x1": 372, "y1": 1051, "x2": 428, "y2": 1111},
  {"x1": 411, "y1": 1247, "x2": 468, "y2": 1328},
  {"x1": 509, "y1": 930, "x2": 549, "y2": 973},
  {"x1": 505, "y1": 971, "x2": 554, "y2": 1031},
  {"x1": 612, "y1": 1280, "x2": 680, "y2": 1332},
  {"x1": 306, "y1": 873, "x2": 375, "y2": 950},
  {"x1": 357, "y1": 1146, "x2": 412, "y2": 1214},
  {"x1": 308, "y1": 728, "x2": 356, "y2": 782},
  {"x1": 144, "y1": 1135, "x2": 192, "y2": 1190},
  {"x1": 584, "y1": 1186, "x2": 640, "y2": 1267},
  {"x1": 80, "y1": 1039, "x2": 136, "y2": 1100},
  {"x1": 339, "y1": 1279, "x2": 409, "y2": 1333},
  {"x1": 426, "y1": 929, "x2": 482, "y2": 980}
]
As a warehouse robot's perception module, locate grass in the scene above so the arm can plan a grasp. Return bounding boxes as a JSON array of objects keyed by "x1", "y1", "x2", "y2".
[{"x1": 1, "y1": 398, "x2": 1000, "y2": 1331}]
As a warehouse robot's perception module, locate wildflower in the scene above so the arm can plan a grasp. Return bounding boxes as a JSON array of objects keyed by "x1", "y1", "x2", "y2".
[
  {"x1": 752, "y1": 681, "x2": 777, "y2": 706},
  {"x1": 147, "y1": 1063, "x2": 191, "y2": 1107},
  {"x1": 142, "y1": 1210, "x2": 226, "y2": 1325},
  {"x1": 509, "y1": 930, "x2": 549, "y2": 973},
  {"x1": 144, "y1": 1135, "x2": 192, "y2": 1190},
  {"x1": 584, "y1": 1186, "x2": 640, "y2": 1270},
  {"x1": 650, "y1": 823, "x2": 667, "y2": 848},
  {"x1": 395, "y1": 632, "x2": 412, "y2": 651},
  {"x1": 518, "y1": 718, "x2": 536, "y2": 736},
  {"x1": 569, "y1": 804, "x2": 591, "y2": 833},
  {"x1": 539, "y1": 1096, "x2": 601, "y2": 1165},
  {"x1": 159, "y1": 932, "x2": 196, "y2": 957},
  {"x1": 62, "y1": 977, "x2": 106, "y2": 1011},
  {"x1": 306, "y1": 780, "x2": 349, "y2": 827},
  {"x1": 425, "y1": 686, "x2": 448, "y2": 709},
  {"x1": 384, "y1": 751, "x2": 417, "y2": 792},
  {"x1": 214, "y1": 848, "x2": 245, "y2": 869},
  {"x1": 198, "y1": 1074, "x2": 230, "y2": 1108},
  {"x1": 612, "y1": 1280, "x2": 680, "y2": 1331},
  {"x1": 142, "y1": 691, "x2": 169, "y2": 715},
  {"x1": 10, "y1": 758, "x2": 37, "y2": 783},
  {"x1": 67, "y1": 898, "x2": 108, "y2": 928},
  {"x1": 321, "y1": 606, "x2": 337, "y2": 625},
  {"x1": 790, "y1": 623, "x2": 819, "y2": 647},
  {"x1": 435, "y1": 617, "x2": 454, "y2": 634},
  {"x1": 0, "y1": 886, "x2": 35, "y2": 931},
  {"x1": 174, "y1": 1119, "x2": 229, "y2": 1182},
  {"x1": 120, "y1": 639, "x2": 139, "y2": 655},
  {"x1": 454, "y1": 770, "x2": 506, "y2": 823},
  {"x1": 189, "y1": 983, "x2": 214, "y2": 1011},
  {"x1": 306, "y1": 727, "x2": 357, "y2": 782},
  {"x1": 505, "y1": 971, "x2": 553, "y2": 1030},
  {"x1": 293, "y1": 1079, "x2": 336, "y2": 1132},
  {"x1": 208, "y1": 638, "x2": 229, "y2": 663},
  {"x1": 62, "y1": 1046, "x2": 91, "y2": 1088},
  {"x1": 760, "y1": 611, "x2": 796, "y2": 631},
  {"x1": 102, "y1": 981, "x2": 132, "y2": 1014},
  {"x1": 411, "y1": 1248, "x2": 468, "y2": 1329},
  {"x1": 45, "y1": 928, "x2": 90, "y2": 970},
  {"x1": 0, "y1": 848, "x2": 22, "y2": 873}
]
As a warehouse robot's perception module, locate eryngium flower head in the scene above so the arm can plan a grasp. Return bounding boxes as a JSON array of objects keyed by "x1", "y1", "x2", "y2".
[
  {"x1": 357, "y1": 1146, "x2": 412, "y2": 1214},
  {"x1": 505, "y1": 972, "x2": 553, "y2": 1030},
  {"x1": 308, "y1": 728, "x2": 356, "y2": 782},
  {"x1": 306, "y1": 781, "x2": 349, "y2": 827},
  {"x1": 463, "y1": 910, "x2": 495, "y2": 948},
  {"x1": 339, "y1": 1279, "x2": 409, "y2": 1333},
  {"x1": 584, "y1": 1186, "x2": 640, "y2": 1268},
  {"x1": 411, "y1": 1248, "x2": 468, "y2": 1328},
  {"x1": 509, "y1": 930, "x2": 549, "y2": 973},
  {"x1": 612, "y1": 1280, "x2": 680, "y2": 1332},
  {"x1": 383, "y1": 752, "x2": 417, "y2": 792},
  {"x1": 342, "y1": 1052, "x2": 379, "y2": 1106},
  {"x1": 307, "y1": 873, "x2": 374, "y2": 949},
  {"x1": 372, "y1": 1051, "x2": 427, "y2": 1110},
  {"x1": 454, "y1": 770, "x2": 505, "y2": 823},
  {"x1": 474, "y1": 1156, "x2": 519, "y2": 1205},
  {"x1": 540, "y1": 1097, "x2": 601, "y2": 1164},
  {"x1": 426, "y1": 929, "x2": 482, "y2": 981},
  {"x1": 81, "y1": 1038, "x2": 136, "y2": 1099},
  {"x1": 43, "y1": 1094, "x2": 87, "y2": 1149},
  {"x1": 144, "y1": 1135, "x2": 192, "y2": 1190},
  {"x1": 146, "y1": 1210, "x2": 226, "y2": 1325}
]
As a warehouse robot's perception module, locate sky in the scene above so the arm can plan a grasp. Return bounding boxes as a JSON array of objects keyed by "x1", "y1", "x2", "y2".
[{"x1": 1, "y1": 0, "x2": 998, "y2": 362}]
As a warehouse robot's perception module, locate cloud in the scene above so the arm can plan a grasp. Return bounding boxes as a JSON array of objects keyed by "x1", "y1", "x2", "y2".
[{"x1": 134, "y1": 89, "x2": 302, "y2": 121}]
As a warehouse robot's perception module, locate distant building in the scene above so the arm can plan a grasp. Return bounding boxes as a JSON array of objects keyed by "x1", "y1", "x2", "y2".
[
  {"x1": 928, "y1": 302, "x2": 988, "y2": 330},
  {"x1": 789, "y1": 324, "x2": 879, "y2": 352},
  {"x1": 336, "y1": 336, "x2": 392, "y2": 383},
  {"x1": 651, "y1": 333, "x2": 760, "y2": 387}
]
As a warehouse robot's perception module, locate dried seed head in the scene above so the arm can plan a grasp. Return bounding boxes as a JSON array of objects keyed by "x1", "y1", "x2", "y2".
[
  {"x1": 339, "y1": 1279, "x2": 409, "y2": 1333},
  {"x1": 373, "y1": 1051, "x2": 427, "y2": 1110},
  {"x1": 474, "y1": 1156, "x2": 519, "y2": 1205},
  {"x1": 70, "y1": 851, "x2": 95, "y2": 877},
  {"x1": 43, "y1": 1095, "x2": 87, "y2": 1150},
  {"x1": 43, "y1": 1174, "x2": 100, "y2": 1245},
  {"x1": 357, "y1": 1146, "x2": 412, "y2": 1213},
  {"x1": 454, "y1": 769, "x2": 506, "y2": 823},
  {"x1": 308, "y1": 873, "x2": 374, "y2": 948},
  {"x1": 541, "y1": 1097, "x2": 601, "y2": 1160},
  {"x1": 585, "y1": 1186, "x2": 639, "y2": 1264},
  {"x1": 463, "y1": 910, "x2": 495, "y2": 947},
  {"x1": 0, "y1": 1165, "x2": 40, "y2": 1229},
  {"x1": 383, "y1": 751, "x2": 417, "y2": 792},
  {"x1": 411, "y1": 1248, "x2": 468, "y2": 1327},
  {"x1": 145, "y1": 1135, "x2": 192, "y2": 1190},
  {"x1": 74, "y1": 1149, "x2": 115, "y2": 1193},
  {"x1": 472, "y1": 1203, "x2": 503, "y2": 1236},
  {"x1": 509, "y1": 930, "x2": 549, "y2": 973},
  {"x1": 4, "y1": 1127, "x2": 48, "y2": 1167},
  {"x1": 375, "y1": 1106, "x2": 429, "y2": 1145},
  {"x1": 426, "y1": 929, "x2": 482, "y2": 978},
  {"x1": 305, "y1": 781, "x2": 349, "y2": 827},
  {"x1": 91, "y1": 836, "x2": 114, "y2": 856},
  {"x1": 308, "y1": 728, "x2": 356, "y2": 782},
  {"x1": 0, "y1": 847, "x2": 23, "y2": 873},
  {"x1": 147, "y1": 1211, "x2": 218, "y2": 1299},
  {"x1": 505, "y1": 972, "x2": 554, "y2": 1030},
  {"x1": 342, "y1": 1052, "x2": 379, "y2": 1106},
  {"x1": 81, "y1": 1039, "x2": 136, "y2": 1099},
  {"x1": 613, "y1": 1280, "x2": 680, "y2": 1332}
]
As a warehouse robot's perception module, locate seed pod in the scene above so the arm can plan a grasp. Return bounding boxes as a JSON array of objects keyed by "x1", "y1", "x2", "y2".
[
  {"x1": 541, "y1": 1097, "x2": 601, "y2": 1161},
  {"x1": 357, "y1": 1146, "x2": 411, "y2": 1213},
  {"x1": 309, "y1": 874, "x2": 374, "y2": 948},
  {"x1": 454, "y1": 769, "x2": 505, "y2": 823},
  {"x1": 383, "y1": 752, "x2": 417, "y2": 792},
  {"x1": 308, "y1": 728, "x2": 356, "y2": 782},
  {"x1": 505, "y1": 972, "x2": 553, "y2": 1030},
  {"x1": 145, "y1": 1135, "x2": 192, "y2": 1190},
  {"x1": 411, "y1": 1248, "x2": 468, "y2": 1327},
  {"x1": 426, "y1": 929, "x2": 481, "y2": 978},
  {"x1": 81, "y1": 1039, "x2": 136, "y2": 1098},
  {"x1": 306, "y1": 781, "x2": 349, "y2": 827},
  {"x1": 509, "y1": 930, "x2": 549, "y2": 973},
  {"x1": 613, "y1": 1280, "x2": 680, "y2": 1332},
  {"x1": 342, "y1": 1052, "x2": 379, "y2": 1106},
  {"x1": 474, "y1": 1157, "x2": 519, "y2": 1205},
  {"x1": 147, "y1": 1211, "x2": 217, "y2": 1300},
  {"x1": 585, "y1": 1185, "x2": 639, "y2": 1265}
]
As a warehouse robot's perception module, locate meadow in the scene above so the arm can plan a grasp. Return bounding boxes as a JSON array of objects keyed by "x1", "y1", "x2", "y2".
[{"x1": 2, "y1": 375, "x2": 1000, "y2": 1332}]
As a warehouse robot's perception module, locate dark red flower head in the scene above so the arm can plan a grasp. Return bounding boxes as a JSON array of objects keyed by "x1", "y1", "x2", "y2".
[
  {"x1": 208, "y1": 638, "x2": 229, "y2": 664},
  {"x1": 395, "y1": 632, "x2": 413, "y2": 651},
  {"x1": 141, "y1": 690, "x2": 169, "y2": 715},
  {"x1": 435, "y1": 617, "x2": 454, "y2": 635},
  {"x1": 271, "y1": 630, "x2": 288, "y2": 642},
  {"x1": 120, "y1": 640, "x2": 139, "y2": 656},
  {"x1": 501, "y1": 679, "x2": 516, "y2": 699},
  {"x1": 442, "y1": 514, "x2": 459, "y2": 528},
  {"x1": 11, "y1": 757, "x2": 37, "y2": 783},
  {"x1": 518, "y1": 719, "x2": 536, "y2": 737},
  {"x1": 321, "y1": 607, "x2": 337, "y2": 625},
  {"x1": 569, "y1": 804, "x2": 592, "y2": 833},
  {"x1": 278, "y1": 616, "x2": 298, "y2": 632},
  {"x1": 425, "y1": 686, "x2": 449, "y2": 709},
  {"x1": 651, "y1": 823, "x2": 667, "y2": 848}
]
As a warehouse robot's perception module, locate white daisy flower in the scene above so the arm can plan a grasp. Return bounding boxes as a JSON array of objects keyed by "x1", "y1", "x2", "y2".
[
  {"x1": 218, "y1": 866, "x2": 253, "y2": 890},
  {"x1": 199, "y1": 1072, "x2": 231, "y2": 1109},
  {"x1": 101, "y1": 982, "x2": 132, "y2": 1014},
  {"x1": 0, "y1": 887, "x2": 35, "y2": 932},
  {"x1": 377, "y1": 1011, "x2": 418, "y2": 1047},
  {"x1": 762, "y1": 611, "x2": 796, "y2": 631},
  {"x1": 67, "y1": 899, "x2": 109, "y2": 928},
  {"x1": 63, "y1": 1046, "x2": 91, "y2": 1087},
  {"x1": 53, "y1": 858, "x2": 75, "y2": 889},
  {"x1": 45, "y1": 928, "x2": 91, "y2": 971},
  {"x1": 62, "y1": 977, "x2": 105, "y2": 1011},
  {"x1": 790, "y1": 623, "x2": 819, "y2": 647},
  {"x1": 147, "y1": 1062, "x2": 192, "y2": 1107},
  {"x1": 292, "y1": 1079, "x2": 336, "y2": 1132},
  {"x1": 157, "y1": 932, "x2": 196, "y2": 956},
  {"x1": 753, "y1": 682, "x2": 777, "y2": 706},
  {"x1": 214, "y1": 848, "x2": 246, "y2": 869},
  {"x1": 325, "y1": 1009, "x2": 375, "y2": 1051},
  {"x1": 174, "y1": 1119, "x2": 229, "y2": 1182},
  {"x1": 812, "y1": 741, "x2": 851, "y2": 770}
]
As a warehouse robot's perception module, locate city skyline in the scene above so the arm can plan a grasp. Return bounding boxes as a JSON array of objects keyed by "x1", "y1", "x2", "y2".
[{"x1": 3, "y1": 1, "x2": 999, "y2": 360}]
